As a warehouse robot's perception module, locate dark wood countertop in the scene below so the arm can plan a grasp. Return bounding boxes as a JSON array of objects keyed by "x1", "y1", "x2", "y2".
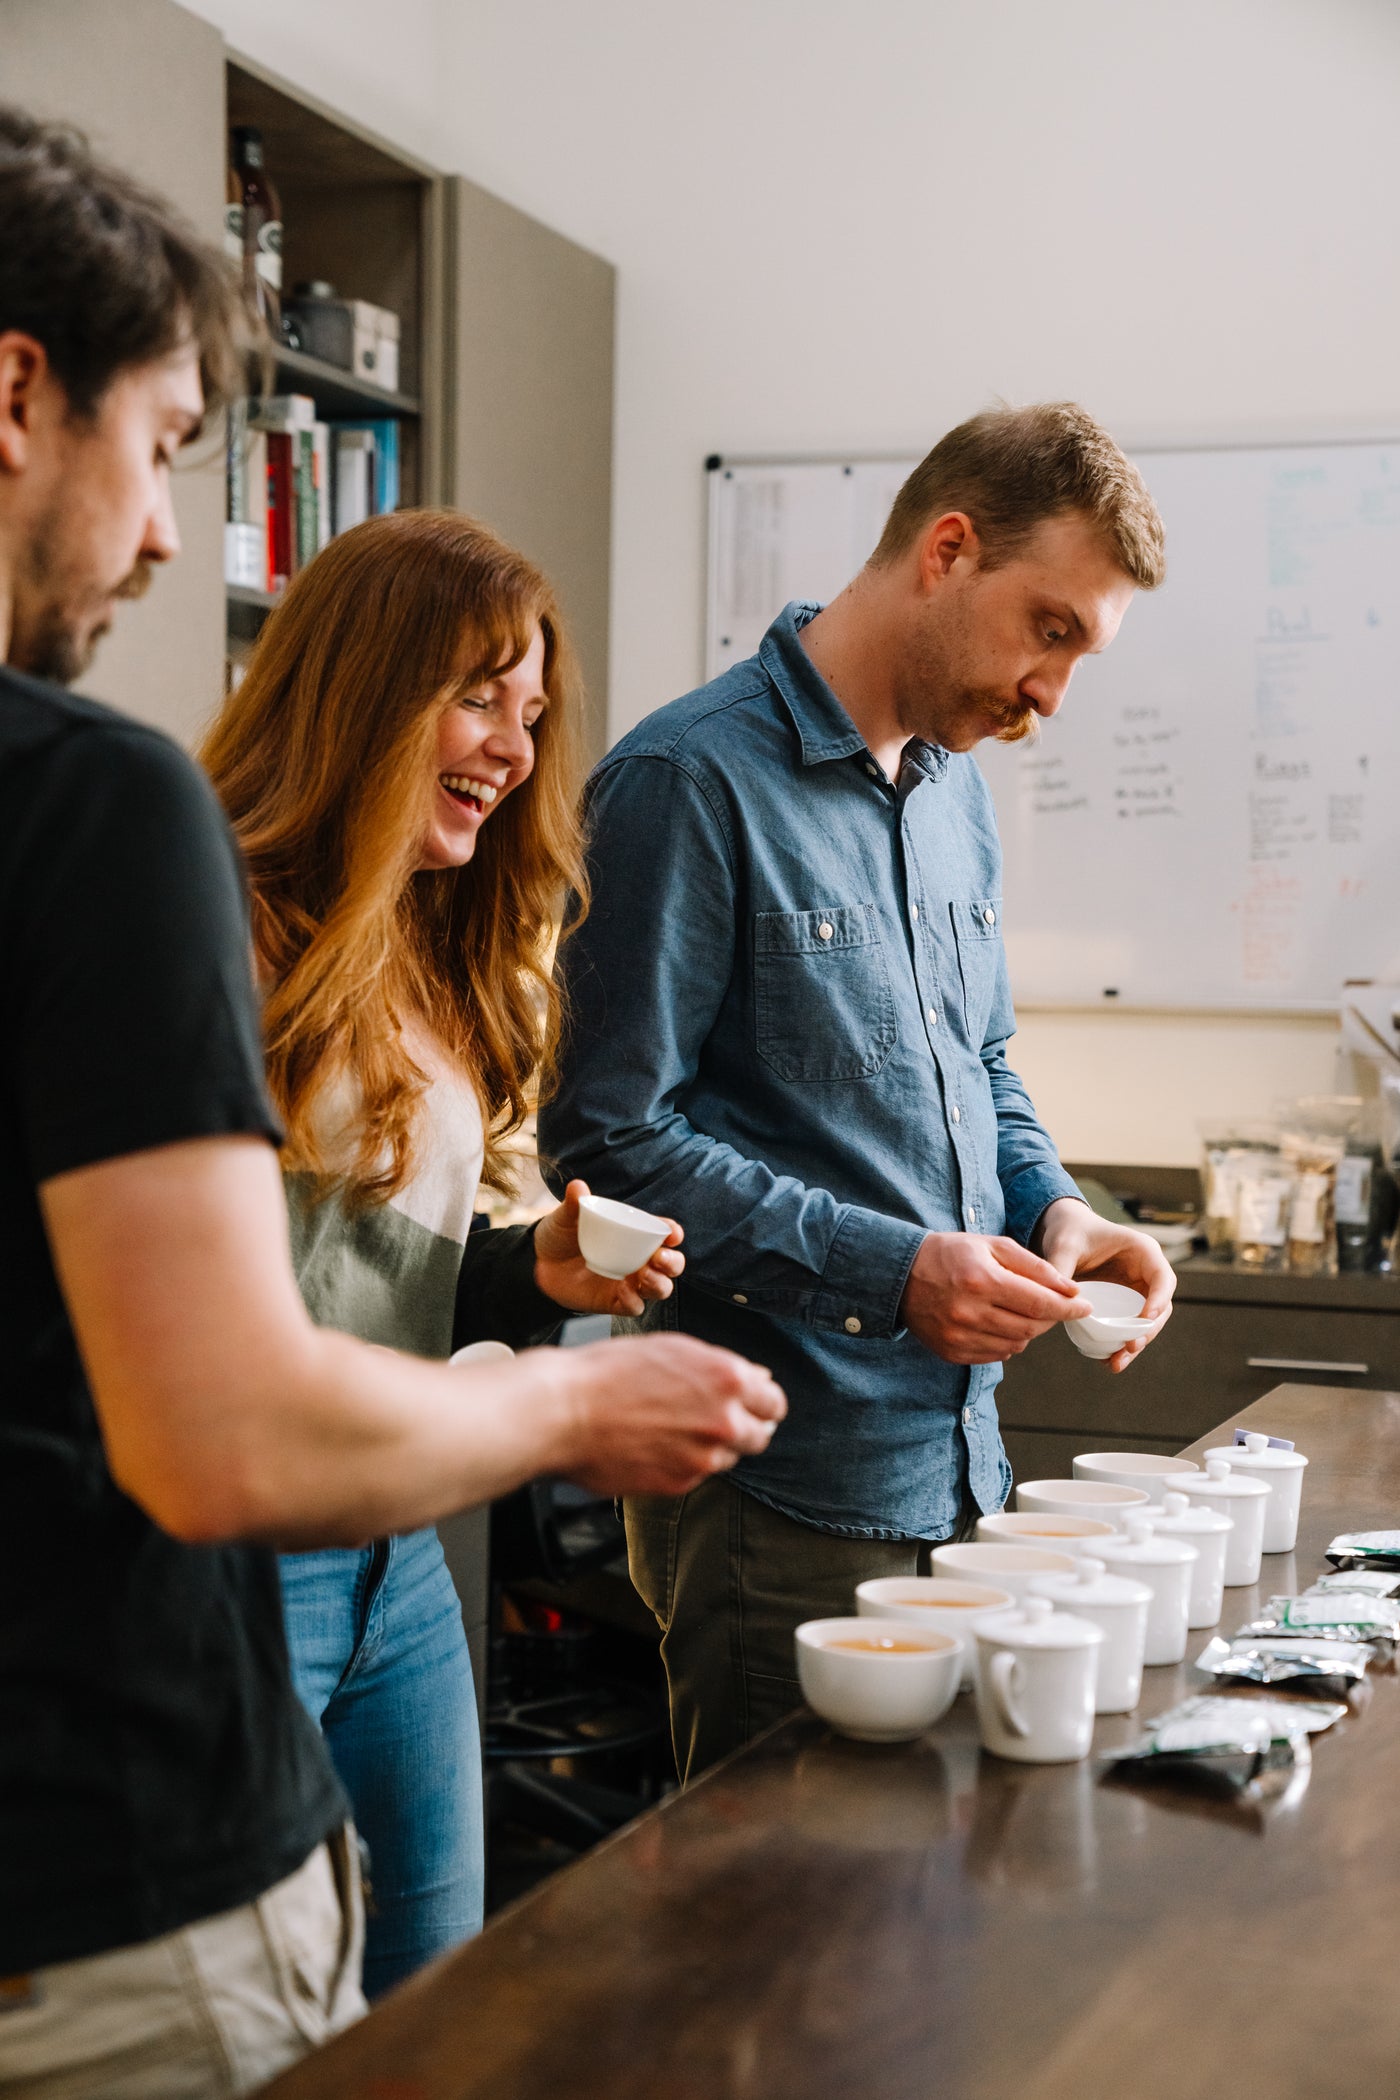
[
  {"x1": 260, "y1": 1383, "x2": 1400, "y2": 2100},
  {"x1": 1171, "y1": 1256, "x2": 1400, "y2": 1310}
]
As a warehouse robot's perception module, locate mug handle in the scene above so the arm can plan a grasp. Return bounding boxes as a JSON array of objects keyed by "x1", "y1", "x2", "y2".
[{"x1": 986, "y1": 1650, "x2": 1030, "y2": 1739}]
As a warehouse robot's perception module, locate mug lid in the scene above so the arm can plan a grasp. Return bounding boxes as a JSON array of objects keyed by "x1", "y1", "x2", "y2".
[
  {"x1": 1028, "y1": 1561, "x2": 1153, "y2": 1609},
  {"x1": 1097, "y1": 1513, "x2": 1197, "y2": 1565},
  {"x1": 1146, "y1": 1491, "x2": 1233, "y2": 1534},
  {"x1": 975, "y1": 1595, "x2": 1104, "y2": 1649},
  {"x1": 1190, "y1": 1459, "x2": 1270, "y2": 1497},
  {"x1": 1204, "y1": 1436, "x2": 1307, "y2": 1471}
]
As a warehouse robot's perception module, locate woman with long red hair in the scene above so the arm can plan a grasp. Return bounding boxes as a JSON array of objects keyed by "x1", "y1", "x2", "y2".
[{"x1": 201, "y1": 509, "x2": 684, "y2": 1994}]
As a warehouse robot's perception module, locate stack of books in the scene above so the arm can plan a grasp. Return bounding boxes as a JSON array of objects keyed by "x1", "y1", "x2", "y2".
[{"x1": 224, "y1": 394, "x2": 402, "y2": 593}]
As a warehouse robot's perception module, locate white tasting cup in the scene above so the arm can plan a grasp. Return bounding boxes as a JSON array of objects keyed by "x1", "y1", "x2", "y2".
[
  {"x1": 1094, "y1": 1516, "x2": 1196, "y2": 1666},
  {"x1": 1202, "y1": 1433, "x2": 1308, "y2": 1553},
  {"x1": 973, "y1": 1599, "x2": 1103, "y2": 1763},
  {"x1": 1173, "y1": 1458, "x2": 1269, "y2": 1586},
  {"x1": 1140, "y1": 1492, "x2": 1232, "y2": 1628},
  {"x1": 1028, "y1": 1557, "x2": 1152, "y2": 1715}
]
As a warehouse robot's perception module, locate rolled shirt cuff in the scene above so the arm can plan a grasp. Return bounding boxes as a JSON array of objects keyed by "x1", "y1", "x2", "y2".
[
  {"x1": 810, "y1": 1205, "x2": 930, "y2": 1340},
  {"x1": 1002, "y1": 1164, "x2": 1087, "y2": 1248}
]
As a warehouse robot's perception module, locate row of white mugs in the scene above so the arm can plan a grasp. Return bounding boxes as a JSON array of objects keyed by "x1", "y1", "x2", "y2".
[{"x1": 794, "y1": 1436, "x2": 1310, "y2": 1764}]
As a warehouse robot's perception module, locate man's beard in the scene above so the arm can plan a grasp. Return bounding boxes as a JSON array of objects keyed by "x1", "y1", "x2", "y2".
[
  {"x1": 897, "y1": 607, "x2": 1040, "y2": 750},
  {"x1": 9, "y1": 550, "x2": 153, "y2": 687},
  {"x1": 984, "y1": 692, "x2": 1040, "y2": 745}
]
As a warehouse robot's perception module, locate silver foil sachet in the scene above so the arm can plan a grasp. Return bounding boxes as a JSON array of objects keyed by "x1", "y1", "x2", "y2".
[
  {"x1": 1194, "y1": 1634, "x2": 1371, "y2": 1696},
  {"x1": 1325, "y1": 1530, "x2": 1400, "y2": 1572}
]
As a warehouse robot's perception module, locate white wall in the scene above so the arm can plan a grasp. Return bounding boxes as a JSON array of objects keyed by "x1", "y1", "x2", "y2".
[{"x1": 187, "y1": 0, "x2": 1400, "y2": 1165}]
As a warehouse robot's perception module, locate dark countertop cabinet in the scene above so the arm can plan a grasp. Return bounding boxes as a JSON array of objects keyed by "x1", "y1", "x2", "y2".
[{"x1": 998, "y1": 1255, "x2": 1400, "y2": 1483}]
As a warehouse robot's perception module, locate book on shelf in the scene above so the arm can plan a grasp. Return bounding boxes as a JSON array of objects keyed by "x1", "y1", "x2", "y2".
[
  {"x1": 331, "y1": 419, "x2": 400, "y2": 515},
  {"x1": 224, "y1": 393, "x2": 405, "y2": 603}
]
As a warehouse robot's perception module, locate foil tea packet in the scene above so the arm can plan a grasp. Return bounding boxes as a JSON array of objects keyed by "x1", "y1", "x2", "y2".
[
  {"x1": 1310, "y1": 1569, "x2": 1400, "y2": 1601},
  {"x1": 1194, "y1": 1634, "x2": 1371, "y2": 1697},
  {"x1": 1107, "y1": 1694, "x2": 1339, "y2": 1803},
  {"x1": 1325, "y1": 1530, "x2": 1400, "y2": 1572},
  {"x1": 1236, "y1": 1593, "x2": 1400, "y2": 1651}
]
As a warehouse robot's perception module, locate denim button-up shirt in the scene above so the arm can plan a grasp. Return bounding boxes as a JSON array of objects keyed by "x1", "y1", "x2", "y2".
[{"x1": 540, "y1": 602, "x2": 1081, "y2": 1538}]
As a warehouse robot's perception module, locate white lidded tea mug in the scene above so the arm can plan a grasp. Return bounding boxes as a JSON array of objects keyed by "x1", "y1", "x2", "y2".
[
  {"x1": 1202, "y1": 1432, "x2": 1308, "y2": 1554},
  {"x1": 855, "y1": 1578, "x2": 1014, "y2": 1692},
  {"x1": 1028, "y1": 1557, "x2": 1152, "y2": 1714},
  {"x1": 1175, "y1": 1458, "x2": 1269, "y2": 1586},
  {"x1": 1094, "y1": 1516, "x2": 1196, "y2": 1666},
  {"x1": 1141, "y1": 1491, "x2": 1232, "y2": 1628},
  {"x1": 974, "y1": 1598, "x2": 1103, "y2": 1763}
]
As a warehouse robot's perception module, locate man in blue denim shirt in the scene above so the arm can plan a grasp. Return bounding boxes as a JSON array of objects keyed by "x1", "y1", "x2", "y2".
[{"x1": 542, "y1": 405, "x2": 1176, "y2": 1776}]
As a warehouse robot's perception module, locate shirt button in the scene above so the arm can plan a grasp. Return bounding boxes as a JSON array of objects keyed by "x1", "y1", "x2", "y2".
[
  {"x1": 962, "y1": 1404, "x2": 974, "y2": 1428},
  {"x1": 951, "y1": 1105, "x2": 961, "y2": 1124},
  {"x1": 983, "y1": 906, "x2": 996, "y2": 926},
  {"x1": 926, "y1": 1006, "x2": 938, "y2": 1026},
  {"x1": 865, "y1": 762, "x2": 879, "y2": 779},
  {"x1": 817, "y1": 921, "x2": 834, "y2": 941},
  {"x1": 844, "y1": 1315, "x2": 862, "y2": 1335},
  {"x1": 966, "y1": 1205, "x2": 977, "y2": 1225},
  {"x1": 733, "y1": 1293, "x2": 748, "y2": 1305},
  {"x1": 910, "y1": 903, "x2": 919, "y2": 922}
]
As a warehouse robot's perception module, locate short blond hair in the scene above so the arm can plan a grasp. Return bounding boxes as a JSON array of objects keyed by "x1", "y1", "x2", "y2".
[{"x1": 872, "y1": 402, "x2": 1165, "y2": 589}]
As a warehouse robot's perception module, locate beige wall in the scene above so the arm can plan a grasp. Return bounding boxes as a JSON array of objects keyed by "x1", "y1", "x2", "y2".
[{"x1": 180, "y1": 0, "x2": 1400, "y2": 1166}]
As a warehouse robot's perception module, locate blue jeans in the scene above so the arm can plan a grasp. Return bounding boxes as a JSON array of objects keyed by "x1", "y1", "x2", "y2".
[{"x1": 279, "y1": 1528, "x2": 483, "y2": 1999}]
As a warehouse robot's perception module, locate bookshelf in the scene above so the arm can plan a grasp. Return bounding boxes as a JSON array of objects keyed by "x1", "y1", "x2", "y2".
[{"x1": 224, "y1": 57, "x2": 440, "y2": 665}]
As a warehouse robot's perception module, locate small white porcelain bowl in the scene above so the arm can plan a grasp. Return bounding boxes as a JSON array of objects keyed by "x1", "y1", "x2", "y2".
[
  {"x1": 1072, "y1": 1452, "x2": 1201, "y2": 1493},
  {"x1": 1016, "y1": 1478, "x2": 1152, "y2": 1519},
  {"x1": 795, "y1": 1617, "x2": 962, "y2": 1741},
  {"x1": 1064, "y1": 1280, "x2": 1157, "y2": 1360},
  {"x1": 575, "y1": 1192, "x2": 670, "y2": 1280},
  {"x1": 855, "y1": 1577, "x2": 1014, "y2": 1691},
  {"x1": 975, "y1": 1511, "x2": 1121, "y2": 1555}
]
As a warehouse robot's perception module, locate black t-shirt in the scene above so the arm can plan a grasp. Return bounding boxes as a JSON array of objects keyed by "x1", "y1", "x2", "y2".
[{"x1": 0, "y1": 668, "x2": 346, "y2": 1972}]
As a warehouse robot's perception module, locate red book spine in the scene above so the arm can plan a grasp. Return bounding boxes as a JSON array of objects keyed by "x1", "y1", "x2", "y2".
[{"x1": 265, "y1": 431, "x2": 294, "y2": 590}]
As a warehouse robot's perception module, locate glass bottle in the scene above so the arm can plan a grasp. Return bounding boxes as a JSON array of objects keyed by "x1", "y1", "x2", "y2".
[{"x1": 231, "y1": 125, "x2": 282, "y2": 334}]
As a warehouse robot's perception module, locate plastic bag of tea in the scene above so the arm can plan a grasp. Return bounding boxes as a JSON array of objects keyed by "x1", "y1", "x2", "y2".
[
  {"x1": 1232, "y1": 1151, "x2": 1295, "y2": 1272},
  {"x1": 1235, "y1": 1592, "x2": 1400, "y2": 1649},
  {"x1": 1107, "y1": 1694, "x2": 1339, "y2": 1803},
  {"x1": 1324, "y1": 1529, "x2": 1400, "y2": 1571},
  {"x1": 1194, "y1": 1633, "x2": 1370, "y2": 1696},
  {"x1": 1310, "y1": 1568, "x2": 1400, "y2": 1600},
  {"x1": 1280, "y1": 1127, "x2": 1343, "y2": 1277}
]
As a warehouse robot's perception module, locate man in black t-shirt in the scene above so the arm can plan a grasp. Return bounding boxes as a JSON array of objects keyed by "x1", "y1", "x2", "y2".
[{"x1": 0, "y1": 110, "x2": 784, "y2": 2097}]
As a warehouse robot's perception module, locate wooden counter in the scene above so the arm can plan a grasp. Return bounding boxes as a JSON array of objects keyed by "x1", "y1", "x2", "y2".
[{"x1": 260, "y1": 1384, "x2": 1400, "y2": 2100}]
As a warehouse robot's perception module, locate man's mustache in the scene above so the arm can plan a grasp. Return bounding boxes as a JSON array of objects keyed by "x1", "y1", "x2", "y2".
[{"x1": 114, "y1": 560, "x2": 154, "y2": 602}]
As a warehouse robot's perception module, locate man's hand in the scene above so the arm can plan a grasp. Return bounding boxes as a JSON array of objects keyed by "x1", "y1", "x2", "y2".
[
  {"x1": 1032, "y1": 1198, "x2": 1175, "y2": 1373},
  {"x1": 899, "y1": 1231, "x2": 1088, "y2": 1365},
  {"x1": 546, "y1": 1333, "x2": 787, "y2": 1498},
  {"x1": 533, "y1": 1178, "x2": 685, "y2": 1317}
]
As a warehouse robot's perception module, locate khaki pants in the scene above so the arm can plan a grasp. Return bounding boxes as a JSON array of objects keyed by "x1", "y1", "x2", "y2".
[
  {"x1": 0, "y1": 1829, "x2": 366, "y2": 2100},
  {"x1": 626, "y1": 1477, "x2": 979, "y2": 1783}
]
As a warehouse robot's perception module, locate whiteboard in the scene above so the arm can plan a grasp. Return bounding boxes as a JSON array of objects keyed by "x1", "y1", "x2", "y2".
[{"x1": 705, "y1": 442, "x2": 1400, "y2": 1011}]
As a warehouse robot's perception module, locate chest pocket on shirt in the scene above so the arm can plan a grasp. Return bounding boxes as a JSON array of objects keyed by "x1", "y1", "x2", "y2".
[
  {"x1": 951, "y1": 897, "x2": 1003, "y2": 1043},
  {"x1": 754, "y1": 904, "x2": 897, "y2": 1082}
]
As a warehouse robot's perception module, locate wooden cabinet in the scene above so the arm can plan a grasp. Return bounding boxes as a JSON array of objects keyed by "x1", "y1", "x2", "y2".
[
  {"x1": 3, "y1": 0, "x2": 228, "y2": 746},
  {"x1": 998, "y1": 1258, "x2": 1400, "y2": 1483},
  {"x1": 444, "y1": 179, "x2": 615, "y2": 765}
]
